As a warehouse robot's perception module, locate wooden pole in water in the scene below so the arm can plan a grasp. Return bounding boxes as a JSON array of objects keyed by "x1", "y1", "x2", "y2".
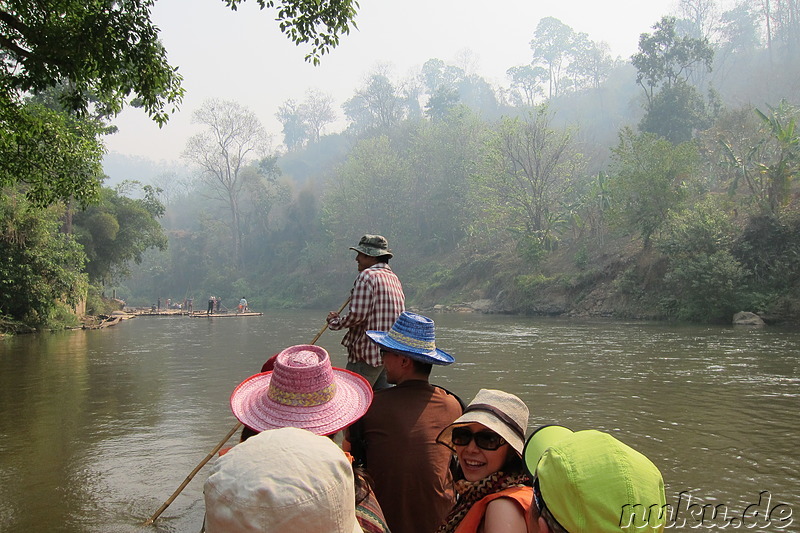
[{"x1": 143, "y1": 296, "x2": 351, "y2": 526}]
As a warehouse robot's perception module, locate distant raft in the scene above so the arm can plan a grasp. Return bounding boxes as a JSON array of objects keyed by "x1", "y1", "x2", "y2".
[{"x1": 189, "y1": 311, "x2": 263, "y2": 318}]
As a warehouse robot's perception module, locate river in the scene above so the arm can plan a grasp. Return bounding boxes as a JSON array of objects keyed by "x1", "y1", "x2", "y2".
[{"x1": 0, "y1": 311, "x2": 797, "y2": 532}]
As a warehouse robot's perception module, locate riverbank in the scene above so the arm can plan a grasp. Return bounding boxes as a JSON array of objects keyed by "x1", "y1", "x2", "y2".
[{"x1": 407, "y1": 234, "x2": 800, "y2": 326}]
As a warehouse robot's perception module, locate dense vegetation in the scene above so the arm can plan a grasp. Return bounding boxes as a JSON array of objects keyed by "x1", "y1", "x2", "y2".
[
  {"x1": 2, "y1": 0, "x2": 799, "y2": 330},
  {"x1": 122, "y1": 5, "x2": 799, "y2": 325},
  {"x1": 0, "y1": 0, "x2": 357, "y2": 330}
]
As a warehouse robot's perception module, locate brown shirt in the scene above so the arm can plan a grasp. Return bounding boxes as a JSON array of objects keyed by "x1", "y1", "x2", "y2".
[{"x1": 357, "y1": 380, "x2": 463, "y2": 533}]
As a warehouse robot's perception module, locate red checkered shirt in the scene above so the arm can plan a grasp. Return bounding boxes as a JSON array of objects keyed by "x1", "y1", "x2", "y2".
[{"x1": 328, "y1": 263, "x2": 405, "y2": 366}]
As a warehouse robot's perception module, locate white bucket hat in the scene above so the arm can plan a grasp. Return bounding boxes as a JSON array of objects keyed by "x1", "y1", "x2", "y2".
[
  {"x1": 203, "y1": 427, "x2": 361, "y2": 533},
  {"x1": 436, "y1": 388, "x2": 530, "y2": 456}
]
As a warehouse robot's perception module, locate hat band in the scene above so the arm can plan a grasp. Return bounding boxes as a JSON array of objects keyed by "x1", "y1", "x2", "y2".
[
  {"x1": 387, "y1": 329, "x2": 436, "y2": 351},
  {"x1": 268, "y1": 382, "x2": 337, "y2": 407},
  {"x1": 464, "y1": 403, "x2": 525, "y2": 440}
]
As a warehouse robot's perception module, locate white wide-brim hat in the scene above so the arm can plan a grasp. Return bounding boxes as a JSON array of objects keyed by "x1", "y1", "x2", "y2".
[
  {"x1": 437, "y1": 388, "x2": 529, "y2": 456},
  {"x1": 204, "y1": 427, "x2": 362, "y2": 533}
]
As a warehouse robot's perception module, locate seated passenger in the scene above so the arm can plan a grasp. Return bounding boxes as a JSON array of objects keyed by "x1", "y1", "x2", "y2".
[
  {"x1": 203, "y1": 426, "x2": 362, "y2": 533},
  {"x1": 346, "y1": 311, "x2": 463, "y2": 533},
  {"x1": 226, "y1": 344, "x2": 388, "y2": 533},
  {"x1": 435, "y1": 388, "x2": 533, "y2": 533},
  {"x1": 522, "y1": 426, "x2": 667, "y2": 533}
]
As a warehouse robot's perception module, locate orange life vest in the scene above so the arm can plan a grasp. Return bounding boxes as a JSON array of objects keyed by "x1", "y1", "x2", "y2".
[{"x1": 454, "y1": 486, "x2": 533, "y2": 533}]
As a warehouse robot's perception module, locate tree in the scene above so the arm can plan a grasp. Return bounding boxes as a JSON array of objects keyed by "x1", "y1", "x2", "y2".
[
  {"x1": 718, "y1": 3, "x2": 762, "y2": 54},
  {"x1": 530, "y1": 17, "x2": 576, "y2": 98},
  {"x1": 676, "y1": 0, "x2": 720, "y2": 40},
  {"x1": 632, "y1": 16, "x2": 715, "y2": 142},
  {"x1": 418, "y1": 59, "x2": 498, "y2": 118},
  {"x1": 632, "y1": 16, "x2": 714, "y2": 104},
  {"x1": 0, "y1": 0, "x2": 357, "y2": 206},
  {"x1": 343, "y1": 72, "x2": 408, "y2": 134},
  {"x1": 224, "y1": 0, "x2": 359, "y2": 65},
  {"x1": 420, "y1": 59, "x2": 464, "y2": 96},
  {"x1": 0, "y1": 98, "x2": 106, "y2": 207},
  {"x1": 406, "y1": 108, "x2": 489, "y2": 254},
  {"x1": 0, "y1": 0, "x2": 184, "y2": 123},
  {"x1": 567, "y1": 36, "x2": 614, "y2": 90},
  {"x1": 321, "y1": 135, "x2": 412, "y2": 240},
  {"x1": 183, "y1": 99, "x2": 270, "y2": 270},
  {"x1": 638, "y1": 81, "x2": 711, "y2": 143},
  {"x1": 656, "y1": 198, "x2": 747, "y2": 322},
  {"x1": 719, "y1": 101, "x2": 799, "y2": 215},
  {"x1": 608, "y1": 129, "x2": 700, "y2": 246},
  {"x1": 301, "y1": 88, "x2": 336, "y2": 143},
  {"x1": 0, "y1": 188, "x2": 87, "y2": 326},
  {"x1": 71, "y1": 183, "x2": 167, "y2": 285},
  {"x1": 275, "y1": 90, "x2": 337, "y2": 148},
  {"x1": 425, "y1": 86, "x2": 460, "y2": 120},
  {"x1": 477, "y1": 106, "x2": 584, "y2": 249},
  {"x1": 506, "y1": 65, "x2": 546, "y2": 107},
  {"x1": 276, "y1": 99, "x2": 309, "y2": 151},
  {"x1": 240, "y1": 155, "x2": 288, "y2": 246}
]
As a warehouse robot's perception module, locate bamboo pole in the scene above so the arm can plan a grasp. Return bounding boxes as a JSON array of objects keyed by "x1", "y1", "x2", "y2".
[{"x1": 143, "y1": 296, "x2": 351, "y2": 526}]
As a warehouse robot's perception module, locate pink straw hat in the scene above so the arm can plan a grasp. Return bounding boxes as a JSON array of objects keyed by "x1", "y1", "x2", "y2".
[{"x1": 230, "y1": 345, "x2": 373, "y2": 436}]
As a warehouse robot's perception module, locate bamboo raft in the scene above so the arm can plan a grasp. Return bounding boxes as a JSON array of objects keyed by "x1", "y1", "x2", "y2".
[
  {"x1": 189, "y1": 311, "x2": 263, "y2": 318},
  {"x1": 82, "y1": 312, "x2": 136, "y2": 329}
]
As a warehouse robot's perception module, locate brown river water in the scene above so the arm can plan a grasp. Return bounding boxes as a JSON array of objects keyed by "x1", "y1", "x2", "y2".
[{"x1": 0, "y1": 310, "x2": 797, "y2": 532}]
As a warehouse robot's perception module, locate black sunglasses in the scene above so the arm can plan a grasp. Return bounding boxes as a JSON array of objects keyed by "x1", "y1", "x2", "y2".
[{"x1": 451, "y1": 427, "x2": 506, "y2": 451}]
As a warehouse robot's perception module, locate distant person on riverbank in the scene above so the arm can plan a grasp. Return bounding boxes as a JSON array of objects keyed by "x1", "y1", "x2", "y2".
[
  {"x1": 204, "y1": 427, "x2": 364, "y2": 533},
  {"x1": 327, "y1": 234, "x2": 405, "y2": 390},
  {"x1": 224, "y1": 344, "x2": 389, "y2": 533},
  {"x1": 435, "y1": 388, "x2": 533, "y2": 533},
  {"x1": 522, "y1": 427, "x2": 666, "y2": 533},
  {"x1": 238, "y1": 297, "x2": 248, "y2": 313},
  {"x1": 345, "y1": 311, "x2": 462, "y2": 533}
]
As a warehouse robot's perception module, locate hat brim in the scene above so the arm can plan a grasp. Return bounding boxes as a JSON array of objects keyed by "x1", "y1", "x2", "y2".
[
  {"x1": 349, "y1": 245, "x2": 392, "y2": 258},
  {"x1": 522, "y1": 425, "x2": 574, "y2": 477},
  {"x1": 230, "y1": 369, "x2": 373, "y2": 435},
  {"x1": 436, "y1": 410, "x2": 525, "y2": 457},
  {"x1": 366, "y1": 330, "x2": 454, "y2": 365}
]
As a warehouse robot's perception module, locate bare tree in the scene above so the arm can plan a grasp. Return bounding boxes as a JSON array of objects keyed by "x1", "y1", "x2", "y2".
[
  {"x1": 183, "y1": 99, "x2": 269, "y2": 269},
  {"x1": 480, "y1": 106, "x2": 584, "y2": 248},
  {"x1": 678, "y1": 0, "x2": 721, "y2": 40},
  {"x1": 301, "y1": 88, "x2": 336, "y2": 143}
]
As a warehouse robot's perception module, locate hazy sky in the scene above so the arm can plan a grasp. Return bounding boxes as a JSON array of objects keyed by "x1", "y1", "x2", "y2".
[{"x1": 104, "y1": 0, "x2": 681, "y2": 163}]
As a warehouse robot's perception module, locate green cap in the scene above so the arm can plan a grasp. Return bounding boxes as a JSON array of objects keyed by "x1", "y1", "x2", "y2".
[
  {"x1": 522, "y1": 424, "x2": 575, "y2": 477},
  {"x1": 536, "y1": 430, "x2": 666, "y2": 533}
]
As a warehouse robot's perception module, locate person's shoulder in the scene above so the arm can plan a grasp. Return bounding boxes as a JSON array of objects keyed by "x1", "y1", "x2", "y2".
[
  {"x1": 365, "y1": 263, "x2": 395, "y2": 275},
  {"x1": 369, "y1": 385, "x2": 402, "y2": 404},
  {"x1": 433, "y1": 385, "x2": 466, "y2": 411},
  {"x1": 370, "y1": 381, "x2": 422, "y2": 404},
  {"x1": 361, "y1": 387, "x2": 402, "y2": 421},
  {"x1": 480, "y1": 489, "x2": 532, "y2": 533}
]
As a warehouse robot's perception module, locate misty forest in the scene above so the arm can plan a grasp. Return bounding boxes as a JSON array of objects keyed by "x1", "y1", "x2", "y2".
[{"x1": 2, "y1": 0, "x2": 799, "y2": 332}]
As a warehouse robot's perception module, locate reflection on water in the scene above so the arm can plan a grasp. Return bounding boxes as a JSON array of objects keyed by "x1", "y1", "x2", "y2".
[{"x1": 1, "y1": 312, "x2": 798, "y2": 532}]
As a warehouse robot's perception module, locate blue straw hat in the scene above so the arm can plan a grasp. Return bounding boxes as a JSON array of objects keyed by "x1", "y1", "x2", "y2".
[{"x1": 366, "y1": 312, "x2": 455, "y2": 365}]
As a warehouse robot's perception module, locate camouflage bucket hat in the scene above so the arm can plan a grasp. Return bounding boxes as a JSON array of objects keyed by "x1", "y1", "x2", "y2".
[{"x1": 349, "y1": 234, "x2": 393, "y2": 258}]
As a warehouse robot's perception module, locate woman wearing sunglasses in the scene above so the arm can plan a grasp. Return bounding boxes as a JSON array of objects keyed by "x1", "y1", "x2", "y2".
[{"x1": 434, "y1": 389, "x2": 535, "y2": 533}]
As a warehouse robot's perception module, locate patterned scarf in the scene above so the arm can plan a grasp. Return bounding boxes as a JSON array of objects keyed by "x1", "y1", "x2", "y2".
[{"x1": 435, "y1": 470, "x2": 531, "y2": 533}]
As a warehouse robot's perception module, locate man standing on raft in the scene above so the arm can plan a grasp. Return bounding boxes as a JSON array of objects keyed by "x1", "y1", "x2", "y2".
[{"x1": 327, "y1": 234, "x2": 405, "y2": 390}]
